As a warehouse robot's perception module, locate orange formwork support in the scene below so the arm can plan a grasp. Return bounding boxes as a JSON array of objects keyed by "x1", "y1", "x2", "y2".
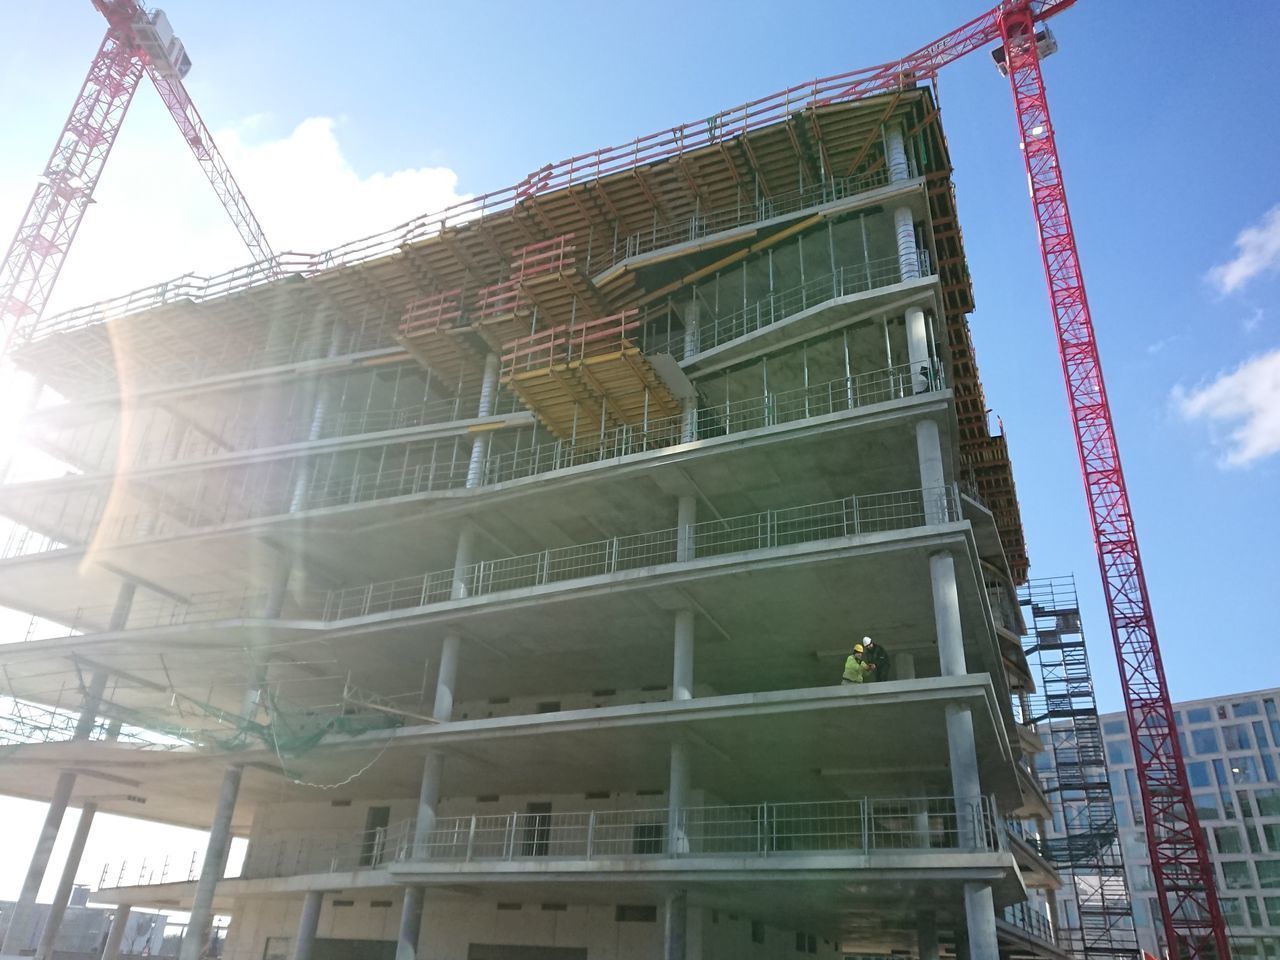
[
  {"x1": 471, "y1": 234, "x2": 606, "y2": 350},
  {"x1": 396, "y1": 289, "x2": 488, "y2": 383},
  {"x1": 500, "y1": 310, "x2": 682, "y2": 442}
]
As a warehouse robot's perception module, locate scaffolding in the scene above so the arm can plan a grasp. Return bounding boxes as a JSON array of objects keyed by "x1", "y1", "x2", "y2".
[
  {"x1": 500, "y1": 310, "x2": 682, "y2": 441},
  {"x1": 1019, "y1": 575, "x2": 1138, "y2": 960}
]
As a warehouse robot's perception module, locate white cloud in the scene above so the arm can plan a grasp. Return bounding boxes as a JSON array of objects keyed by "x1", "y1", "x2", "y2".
[
  {"x1": 1173, "y1": 347, "x2": 1280, "y2": 467},
  {"x1": 1207, "y1": 204, "x2": 1280, "y2": 295},
  {"x1": 32, "y1": 84, "x2": 469, "y2": 316}
]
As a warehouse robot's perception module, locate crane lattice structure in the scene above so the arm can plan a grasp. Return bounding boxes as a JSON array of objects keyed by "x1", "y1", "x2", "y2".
[
  {"x1": 1021, "y1": 576, "x2": 1139, "y2": 960},
  {"x1": 0, "y1": 2, "x2": 1230, "y2": 957},
  {"x1": 0, "y1": 1, "x2": 272, "y2": 355}
]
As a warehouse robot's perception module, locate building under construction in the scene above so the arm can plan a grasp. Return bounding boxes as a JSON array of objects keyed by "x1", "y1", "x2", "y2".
[{"x1": 0, "y1": 75, "x2": 1091, "y2": 960}]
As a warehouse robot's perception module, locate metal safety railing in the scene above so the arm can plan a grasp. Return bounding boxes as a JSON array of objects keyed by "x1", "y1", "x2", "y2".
[
  {"x1": 322, "y1": 486, "x2": 960, "y2": 621},
  {"x1": 2, "y1": 360, "x2": 943, "y2": 564},
  {"x1": 390, "y1": 795, "x2": 1002, "y2": 865},
  {"x1": 26, "y1": 65, "x2": 923, "y2": 343},
  {"x1": 39, "y1": 484, "x2": 961, "y2": 637},
  {"x1": 593, "y1": 170, "x2": 896, "y2": 273},
  {"x1": 690, "y1": 251, "x2": 933, "y2": 357},
  {"x1": 1001, "y1": 902, "x2": 1058, "y2": 944}
]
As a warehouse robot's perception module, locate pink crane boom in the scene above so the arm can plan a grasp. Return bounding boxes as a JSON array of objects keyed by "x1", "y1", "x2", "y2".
[{"x1": 0, "y1": 1, "x2": 273, "y2": 355}]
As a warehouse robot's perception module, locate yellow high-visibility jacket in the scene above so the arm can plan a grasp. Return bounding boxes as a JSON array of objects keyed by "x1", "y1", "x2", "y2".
[{"x1": 843, "y1": 656, "x2": 871, "y2": 683}]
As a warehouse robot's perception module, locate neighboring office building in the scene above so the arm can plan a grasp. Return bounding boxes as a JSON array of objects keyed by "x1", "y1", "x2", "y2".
[
  {"x1": 0, "y1": 894, "x2": 167, "y2": 959},
  {"x1": 0, "y1": 74, "x2": 1064, "y2": 960},
  {"x1": 1087, "y1": 689, "x2": 1280, "y2": 960}
]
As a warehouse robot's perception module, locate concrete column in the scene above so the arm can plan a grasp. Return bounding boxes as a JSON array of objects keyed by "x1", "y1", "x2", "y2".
[
  {"x1": 466, "y1": 353, "x2": 501, "y2": 487},
  {"x1": 433, "y1": 633, "x2": 461, "y2": 722},
  {"x1": 3, "y1": 669, "x2": 109, "y2": 955},
  {"x1": 395, "y1": 887, "x2": 424, "y2": 960},
  {"x1": 288, "y1": 314, "x2": 344, "y2": 513},
  {"x1": 963, "y1": 882, "x2": 1000, "y2": 960},
  {"x1": 108, "y1": 581, "x2": 137, "y2": 632},
  {"x1": 886, "y1": 126, "x2": 910, "y2": 183},
  {"x1": 450, "y1": 526, "x2": 476, "y2": 600},
  {"x1": 290, "y1": 890, "x2": 324, "y2": 960},
  {"x1": 179, "y1": 764, "x2": 243, "y2": 960},
  {"x1": 664, "y1": 890, "x2": 688, "y2": 960},
  {"x1": 916, "y1": 420, "x2": 946, "y2": 525},
  {"x1": 100, "y1": 905, "x2": 131, "y2": 960},
  {"x1": 676, "y1": 494, "x2": 696, "y2": 562},
  {"x1": 930, "y1": 552, "x2": 966, "y2": 676},
  {"x1": 905, "y1": 306, "x2": 932, "y2": 393},
  {"x1": 894, "y1": 207, "x2": 920, "y2": 281},
  {"x1": 264, "y1": 556, "x2": 293, "y2": 619},
  {"x1": 672, "y1": 610, "x2": 694, "y2": 701},
  {"x1": 917, "y1": 909, "x2": 940, "y2": 960},
  {"x1": 946, "y1": 703, "x2": 983, "y2": 850},
  {"x1": 36, "y1": 801, "x2": 99, "y2": 960},
  {"x1": 683, "y1": 296, "x2": 701, "y2": 359},
  {"x1": 680, "y1": 399, "x2": 697, "y2": 444},
  {"x1": 667, "y1": 739, "x2": 690, "y2": 854},
  {"x1": 894, "y1": 652, "x2": 916, "y2": 680}
]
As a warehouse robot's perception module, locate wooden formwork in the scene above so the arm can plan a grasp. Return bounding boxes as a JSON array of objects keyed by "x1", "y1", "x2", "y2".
[
  {"x1": 471, "y1": 234, "x2": 608, "y2": 351},
  {"x1": 500, "y1": 310, "x2": 682, "y2": 441},
  {"x1": 396, "y1": 289, "x2": 488, "y2": 383}
]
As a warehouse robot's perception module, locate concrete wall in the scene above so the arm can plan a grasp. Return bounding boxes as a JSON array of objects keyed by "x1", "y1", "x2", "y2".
[{"x1": 225, "y1": 893, "x2": 834, "y2": 960}]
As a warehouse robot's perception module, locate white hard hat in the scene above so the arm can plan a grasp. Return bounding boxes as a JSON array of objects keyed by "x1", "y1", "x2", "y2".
[{"x1": 862, "y1": 636, "x2": 873, "y2": 644}]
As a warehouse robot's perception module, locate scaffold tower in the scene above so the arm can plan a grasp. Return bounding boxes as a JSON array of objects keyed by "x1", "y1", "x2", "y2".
[{"x1": 1020, "y1": 576, "x2": 1139, "y2": 960}]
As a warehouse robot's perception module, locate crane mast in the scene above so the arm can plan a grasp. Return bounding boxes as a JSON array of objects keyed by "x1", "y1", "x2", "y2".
[
  {"x1": 997, "y1": 7, "x2": 1229, "y2": 959},
  {"x1": 0, "y1": 1, "x2": 273, "y2": 354}
]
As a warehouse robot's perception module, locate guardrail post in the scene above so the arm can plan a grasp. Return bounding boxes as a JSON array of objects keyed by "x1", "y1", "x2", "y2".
[
  {"x1": 465, "y1": 815, "x2": 477, "y2": 862},
  {"x1": 585, "y1": 811, "x2": 596, "y2": 860},
  {"x1": 505, "y1": 812, "x2": 517, "y2": 859},
  {"x1": 861, "y1": 798, "x2": 871, "y2": 852}
]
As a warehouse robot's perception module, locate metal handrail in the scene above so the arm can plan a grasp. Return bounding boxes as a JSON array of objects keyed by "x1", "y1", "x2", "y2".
[
  {"x1": 394, "y1": 795, "x2": 1000, "y2": 864},
  {"x1": 26, "y1": 65, "x2": 921, "y2": 343},
  {"x1": 40, "y1": 483, "x2": 961, "y2": 637},
  {"x1": 593, "y1": 171, "x2": 894, "y2": 273},
  {"x1": 691, "y1": 251, "x2": 933, "y2": 356},
  {"x1": 2, "y1": 360, "x2": 945, "y2": 563}
]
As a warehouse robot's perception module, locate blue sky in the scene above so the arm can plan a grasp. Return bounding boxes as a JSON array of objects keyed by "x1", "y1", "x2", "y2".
[{"x1": 0, "y1": 0, "x2": 1278, "y2": 898}]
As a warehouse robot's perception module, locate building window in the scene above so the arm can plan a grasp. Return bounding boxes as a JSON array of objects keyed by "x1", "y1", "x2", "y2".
[
  {"x1": 1232, "y1": 756, "x2": 1262, "y2": 784},
  {"x1": 1259, "y1": 861, "x2": 1280, "y2": 889},
  {"x1": 1234, "y1": 701, "x2": 1262, "y2": 718},
  {"x1": 1223, "y1": 861, "x2": 1254, "y2": 889},
  {"x1": 1264, "y1": 824, "x2": 1280, "y2": 852},
  {"x1": 1108, "y1": 740, "x2": 1132, "y2": 765},
  {"x1": 1188, "y1": 707, "x2": 1213, "y2": 723},
  {"x1": 1257, "y1": 789, "x2": 1280, "y2": 816},
  {"x1": 1103, "y1": 719, "x2": 1126, "y2": 735},
  {"x1": 1224, "y1": 725, "x2": 1252, "y2": 751},
  {"x1": 615, "y1": 905, "x2": 657, "y2": 922},
  {"x1": 1247, "y1": 897, "x2": 1263, "y2": 927},
  {"x1": 1189, "y1": 761, "x2": 1212, "y2": 788},
  {"x1": 1265, "y1": 896, "x2": 1280, "y2": 925},
  {"x1": 1254, "y1": 722, "x2": 1271, "y2": 749},
  {"x1": 1220, "y1": 897, "x2": 1244, "y2": 926},
  {"x1": 1216, "y1": 827, "x2": 1245, "y2": 854},
  {"x1": 1194, "y1": 794, "x2": 1220, "y2": 821},
  {"x1": 1193, "y1": 728, "x2": 1221, "y2": 754}
]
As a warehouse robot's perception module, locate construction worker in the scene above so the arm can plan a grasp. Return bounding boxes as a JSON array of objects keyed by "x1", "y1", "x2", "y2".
[
  {"x1": 860, "y1": 635, "x2": 891, "y2": 682},
  {"x1": 842, "y1": 644, "x2": 872, "y2": 684}
]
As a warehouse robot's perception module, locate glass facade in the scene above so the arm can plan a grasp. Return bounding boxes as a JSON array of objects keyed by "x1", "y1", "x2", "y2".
[{"x1": 1096, "y1": 688, "x2": 1280, "y2": 960}]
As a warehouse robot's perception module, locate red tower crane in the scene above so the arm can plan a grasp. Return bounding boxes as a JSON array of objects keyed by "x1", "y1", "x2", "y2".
[
  {"x1": 0, "y1": 1, "x2": 273, "y2": 355},
  {"x1": 0, "y1": 2, "x2": 1227, "y2": 959},
  {"x1": 831, "y1": 3, "x2": 1228, "y2": 958}
]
